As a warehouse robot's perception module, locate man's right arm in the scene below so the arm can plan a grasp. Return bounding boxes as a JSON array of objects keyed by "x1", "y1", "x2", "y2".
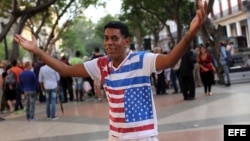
[{"x1": 14, "y1": 34, "x2": 90, "y2": 78}]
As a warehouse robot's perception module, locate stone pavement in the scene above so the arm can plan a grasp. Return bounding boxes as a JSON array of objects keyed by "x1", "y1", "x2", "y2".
[{"x1": 0, "y1": 82, "x2": 250, "y2": 141}]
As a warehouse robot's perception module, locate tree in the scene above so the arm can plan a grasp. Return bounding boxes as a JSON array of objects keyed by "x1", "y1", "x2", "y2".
[
  {"x1": 197, "y1": 0, "x2": 226, "y2": 84},
  {"x1": 0, "y1": 0, "x2": 101, "y2": 61},
  {"x1": 60, "y1": 16, "x2": 103, "y2": 57},
  {"x1": 120, "y1": 0, "x2": 192, "y2": 50},
  {"x1": 95, "y1": 14, "x2": 117, "y2": 41}
]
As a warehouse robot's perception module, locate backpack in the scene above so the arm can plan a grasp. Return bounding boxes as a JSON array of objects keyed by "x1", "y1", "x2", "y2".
[{"x1": 5, "y1": 71, "x2": 16, "y2": 86}]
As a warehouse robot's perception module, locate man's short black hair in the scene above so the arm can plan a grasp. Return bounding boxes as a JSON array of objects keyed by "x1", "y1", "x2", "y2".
[{"x1": 104, "y1": 21, "x2": 130, "y2": 38}]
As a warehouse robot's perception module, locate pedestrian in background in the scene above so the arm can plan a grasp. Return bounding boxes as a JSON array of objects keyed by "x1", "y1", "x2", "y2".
[
  {"x1": 10, "y1": 60, "x2": 24, "y2": 112},
  {"x1": 20, "y1": 61, "x2": 39, "y2": 121},
  {"x1": 33, "y1": 58, "x2": 46, "y2": 103},
  {"x1": 219, "y1": 41, "x2": 231, "y2": 86},
  {"x1": 0, "y1": 60, "x2": 7, "y2": 114},
  {"x1": 193, "y1": 46, "x2": 203, "y2": 87},
  {"x1": 3, "y1": 65, "x2": 16, "y2": 112},
  {"x1": 39, "y1": 64, "x2": 60, "y2": 120},
  {"x1": 153, "y1": 47, "x2": 167, "y2": 95},
  {"x1": 60, "y1": 55, "x2": 74, "y2": 102},
  {"x1": 179, "y1": 46, "x2": 196, "y2": 100},
  {"x1": 197, "y1": 45, "x2": 216, "y2": 96},
  {"x1": 69, "y1": 51, "x2": 84, "y2": 102},
  {"x1": 91, "y1": 47, "x2": 104, "y2": 102},
  {"x1": 169, "y1": 47, "x2": 182, "y2": 94}
]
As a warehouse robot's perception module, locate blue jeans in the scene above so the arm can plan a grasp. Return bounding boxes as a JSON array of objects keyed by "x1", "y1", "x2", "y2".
[
  {"x1": 25, "y1": 91, "x2": 37, "y2": 120},
  {"x1": 15, "y1": 83, "x2": 23, "y2": 111},
  {"x1": 45, "y1": 88, "x2": 57, "y2": 118},
  {"x1": 74, "y1": 77, "x2": 83, "y2": 90},
  {"x1": 171, "y1": 69, "x2": 180, "y2": 92},
  {"x1": 222, "y1": 64, "x2": 231, "y2": 84}
]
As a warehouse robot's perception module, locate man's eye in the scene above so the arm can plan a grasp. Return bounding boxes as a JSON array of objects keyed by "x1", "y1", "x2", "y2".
[{"x1": 112, "y1": 37, "x2": 118, "y2": 41}]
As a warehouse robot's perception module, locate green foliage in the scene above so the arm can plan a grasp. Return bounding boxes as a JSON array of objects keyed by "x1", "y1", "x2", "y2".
[
  {"x1": 0, "y1": 42, "x2": 6, "y2": 61},
  {"x1": 0, "y1": 0, "x2": 102, "y2": 61},
  {"x1": 119, "y1": 0, "x2": 195, "y2": 46},
  {"x1": 95, "y1": 15, "x2": 117, "y2": 40},
  {"x1": 0, "y1": 1, "x2": 11, "y2": 17},
  {"x1": 0, "y1": 36, "x2": 25, "y2": 61},
  {"x1": 60, "y1": 15, "x2": 103, "y2": 57}
]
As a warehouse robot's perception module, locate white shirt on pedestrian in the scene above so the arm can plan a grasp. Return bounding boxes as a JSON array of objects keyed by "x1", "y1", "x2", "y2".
[{"x1": 38, "y1": 65, "x2": 60, "y2": 89}]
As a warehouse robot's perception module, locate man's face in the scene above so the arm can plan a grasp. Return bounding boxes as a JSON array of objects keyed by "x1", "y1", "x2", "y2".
[{"x1": 104, "y1": 28, "x2": 129, "y2": 60}]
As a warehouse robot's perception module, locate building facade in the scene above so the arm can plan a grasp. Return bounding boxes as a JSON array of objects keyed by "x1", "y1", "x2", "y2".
[
  {"x1": 150, "y1": 0, "x2": 250, "y2": 52},
  {"x1": 212, "y1": 0, "x2": 250, "y2": 47}
]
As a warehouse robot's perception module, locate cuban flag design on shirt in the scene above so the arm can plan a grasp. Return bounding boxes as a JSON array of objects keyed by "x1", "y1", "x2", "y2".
[{"x1": 85, "y1": 51, "x2": 158, "y2": 139}]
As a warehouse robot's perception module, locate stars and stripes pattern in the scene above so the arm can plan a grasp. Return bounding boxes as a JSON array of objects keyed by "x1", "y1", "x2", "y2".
[
  {"x1": 85, "y1": 51, "x2": 158, "y2": 139},
  {"x1": 124, "y1": 86, "x2": 153, "y2": 123}
]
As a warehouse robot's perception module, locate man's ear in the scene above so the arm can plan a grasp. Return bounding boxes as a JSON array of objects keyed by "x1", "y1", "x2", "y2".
[{"x1": 125, "y1": 37, "x2": 130, "y2": 45}]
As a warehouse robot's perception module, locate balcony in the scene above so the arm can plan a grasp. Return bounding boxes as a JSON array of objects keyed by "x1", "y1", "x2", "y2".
[{"x1": 212, "y1": 5, "x2": 244, "y2": 20}]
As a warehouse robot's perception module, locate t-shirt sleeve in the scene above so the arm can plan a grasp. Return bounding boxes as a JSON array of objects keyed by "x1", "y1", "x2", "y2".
[
  {"x1": 143, "y1": 52, "x2": 159, "y2": 74},
  {"x1": 83, "y1": 59, "x2": 101, "y2": 80}
]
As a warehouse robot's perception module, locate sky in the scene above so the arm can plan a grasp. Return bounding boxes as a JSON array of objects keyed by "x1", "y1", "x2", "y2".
[{"x1": 83, "y1": 0, "x2": 122, "y2": 23}]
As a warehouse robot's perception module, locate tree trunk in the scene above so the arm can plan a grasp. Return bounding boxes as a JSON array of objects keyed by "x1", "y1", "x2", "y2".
[
  {"x1": 153, "y1": 30, "x2": 159, "y2": 47},
  {"x1": 199, "y1": 18, "x2": 226, "y2": 84},
  {"x1": 8, "y1": 15, "x2": 29, "y2": 61},
  {"x1": 165, "y1": 25, "x2": 175, "y2": 48}
]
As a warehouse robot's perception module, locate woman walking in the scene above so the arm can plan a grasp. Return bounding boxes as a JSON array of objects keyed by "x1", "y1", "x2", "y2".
[{"x1": 197, "y1": 44, "x2": 216, "y2": 96}]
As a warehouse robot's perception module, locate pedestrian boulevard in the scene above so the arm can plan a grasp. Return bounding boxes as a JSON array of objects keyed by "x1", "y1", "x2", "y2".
[{"x1": 0, "y1": 82, "x2": 250, "y2": 141}]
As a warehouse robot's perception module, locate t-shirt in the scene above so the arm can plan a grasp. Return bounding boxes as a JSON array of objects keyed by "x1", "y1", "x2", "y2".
[
  {"x1": 198, "y1": 53, "x2": 214, "y2": 73},
  {"x1": 69, "y1": 57, "x2": 84, "y2": 80},
  {"x1": 84, "y1": 51, "x2": 158, "y2": 140},
  {"x1": 39, "y1": 65, "x2": 60, "y2": 89},
  {"x1": 19, "y1": 70, "x2": 39, "y2": 92},
  {"x1": 10, "y1": 66, "x2": 23, "y2": 83},
  {"x1": 69, "y1": 57, "x2": 83, "y2": 65}
]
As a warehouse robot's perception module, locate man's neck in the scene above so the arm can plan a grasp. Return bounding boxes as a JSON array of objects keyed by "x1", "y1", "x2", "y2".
[{"x1": 112, "y1": 50, "x2": 131, "y2": 68}]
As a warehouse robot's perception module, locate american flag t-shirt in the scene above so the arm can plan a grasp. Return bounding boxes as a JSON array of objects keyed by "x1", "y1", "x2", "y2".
[
  {"x1": 84, "y1": 51, "x2": 158, "y2": 139},
  {"x1": 124, "y1": 86, "x2": 153, "y2": 123},
  {"x1": 108, "y1": 84, "x2": 156, "y2": 139}
]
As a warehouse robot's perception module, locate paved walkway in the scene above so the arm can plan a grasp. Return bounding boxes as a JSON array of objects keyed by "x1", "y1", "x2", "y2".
[{"x1": 0, "y1": 82, "x2": 250, "y2": 141}]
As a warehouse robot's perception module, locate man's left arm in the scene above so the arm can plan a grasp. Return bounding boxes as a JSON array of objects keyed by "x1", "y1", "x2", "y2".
[{"x1": 155, "y1": 0, "x2": 208, "y2": 71}]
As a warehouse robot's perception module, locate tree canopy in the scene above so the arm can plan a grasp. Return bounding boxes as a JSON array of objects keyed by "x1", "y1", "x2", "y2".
[{"x1": 0, "y1": 0, "x2": 101, "y2": 61}]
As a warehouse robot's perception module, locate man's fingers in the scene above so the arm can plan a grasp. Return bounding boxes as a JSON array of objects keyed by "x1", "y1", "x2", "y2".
[
  {"x1": 13, "y1": 35, "x2": 20, "y2": 43},
  {"x1": 32, "y1": 35, "x2": 36, "y2": 41},
  {"x1": 14, "y1": 34, "x2": 26, "y2": 45},
  {"x1": 202, "y1": 1, "x2": 208, "y2": 22},
  {"x1": 196, "y1": 0, "x2": 208, "y2": 23},
  {"x1": 204, "y1": 0, "x2": 208, "y2": 14},
  {"x1": 15, "y1": 34, "x2": 26, "y2": 43}
]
